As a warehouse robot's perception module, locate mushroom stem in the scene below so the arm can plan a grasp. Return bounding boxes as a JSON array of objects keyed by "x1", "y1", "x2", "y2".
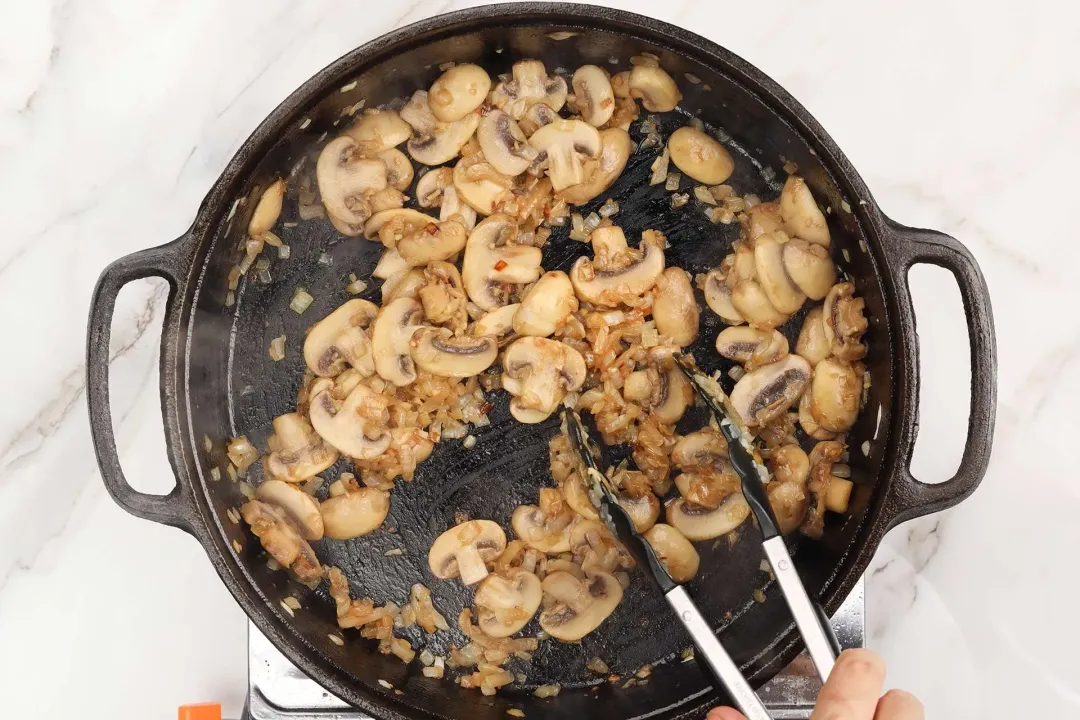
[{"x1": 456, "y1": 545, "x2": 490, "y2": 586}]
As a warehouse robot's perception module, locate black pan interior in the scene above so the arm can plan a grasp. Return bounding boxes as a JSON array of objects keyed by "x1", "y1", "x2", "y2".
[{"x1": 184, "y1": 17, "x2": 892, "y2": 720}]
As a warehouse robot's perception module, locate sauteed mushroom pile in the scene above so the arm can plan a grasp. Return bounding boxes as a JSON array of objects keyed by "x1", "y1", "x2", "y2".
[{"x1": 229, "y1": 54, "x2": 869, "y2": 695}]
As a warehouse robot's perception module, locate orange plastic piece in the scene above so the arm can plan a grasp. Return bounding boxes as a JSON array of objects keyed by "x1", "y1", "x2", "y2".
[{"x1": 178, "y1": 703, "x2": 221, "y2": 720}]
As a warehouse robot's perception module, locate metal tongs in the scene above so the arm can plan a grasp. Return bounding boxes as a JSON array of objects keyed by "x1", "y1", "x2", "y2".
[
  {"x1": 674, "y1": 356, "x2": 840, "y2": 683},
  {"x1": 563, "y1": 410, "x2": 771, "y2": 720}
]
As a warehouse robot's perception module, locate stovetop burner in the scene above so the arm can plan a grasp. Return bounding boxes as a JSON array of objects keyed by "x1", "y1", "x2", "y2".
[{"x1": 242, "y1": 579, "x2": 863, "y2": 720}]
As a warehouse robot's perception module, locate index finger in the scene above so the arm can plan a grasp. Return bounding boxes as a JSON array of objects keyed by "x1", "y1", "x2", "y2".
[{"x1": 811, "y1": 649, "x2": 886, "y2": 720}]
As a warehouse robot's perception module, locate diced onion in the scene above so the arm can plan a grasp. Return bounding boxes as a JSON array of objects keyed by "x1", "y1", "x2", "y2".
[
  {"x1": 277, "y1": 244, "x2": 291, "y2": 259},
  {"x1": 649, "y1": 148, "x2": 670, "y2": 186},
  {"x1": 346, "y1": 279, "x2": 368, "y2": 295},
  {"x1": 268, "y1": 335, "x2": 286, "y2": 361},
  {"x1": 664, "y1": 172, "x2": 681, "y2": 192},
  {"x1": 533, "y1": 685, "x2": 561, "y2": 698},
  {"x1": 694, "y1": 186, "x2": 717, "y2": 205},
  {"x1": 599, "y1": 198, "x2": 619, "y2": 218},
  {"x1": 463, "y1": 435, "x2": 477, "y2": 450},
  {"x1": 670, "y1": 193, "x2": 689, "y2": 209},
  {"x1": 209, "y1": 467, "x2": 221, "y2": 482},
  {"x1": 318, "y1": 252, "x2": 333, "y2": 266},
  {"x1": 290, "y1": 289, "x2": 314, "y2": 314}
]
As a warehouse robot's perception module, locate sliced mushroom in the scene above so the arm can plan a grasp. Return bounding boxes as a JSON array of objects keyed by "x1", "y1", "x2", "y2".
[
  {"x1": 652, "y1": 267, "x2": 699, "y2": 347},
  {"x1": 439, "y1": 185, "x2": 477, "y2": 231},
  {"x1": 822, "y1": 282, "x2": 869, "y2": 361},
  {"x1": 745, "y1": 201, "x2": 784, "y2": 242},
  {"x1": 381, "y1": 268, "x2": 426, "y2": 304},
  {"x1": 538, "y1": 571, "x2": 623, "y2": 643},
  {"x1": 415, "y1": 167, "x2": 455, "y2": 208},
  {"x1": 396, "y1": 217, "x2": 468, "y2": 267},
  {"x1": 528, "y1": 120, "x2": 602, "y2": 191},
  {"x1": 666, "y1": 494, "x2": 751, "y2": 541},
  {"x1": 303, "y1": 299, "x2": 379, "y2": 377},
  {"x1": 474, "y1": 568, "x2": 543, "y2": 637},
  {"x1": 779, "y1": 175, "x2": 830, "y2": 248},
  {"x1": 783, "y1": 237, "x2": 836, "y2": 300},
  {"x1": 755, "y1": 231, "x2": 807, "y2": 314},
  {"x1": 771, "y1": 443, "x2": 810, "y2": 486},
  {"x1": 377, "y1": 148, "x2": 414, "y2": 191},
  {"x1": 809, "y1": 358, "x2": 864, "y2": 433},
  {"x1": 363, "y1": 207, "x2": 437, "y2": 245},
  {"x1": 410, "y1": 327, "x2": 497, "y2": 378},
  {"x1": 374, "y1": 247, "x2": 409, "y2": 280},
  {"x1": 796, "y1": 307, "x2": 831, "y2": 367},
  {"x1": 240, "y1": 500, "x2": 323, "y2": 582},
  {"x1": 309, "y1": 377, "x2": 391, "y2": 459},
  {"x1": 571, "y1": 65, "x2": 615, "y2": 127},
  {"x1": 802, "y1": 440, "x2": 850, "y2": 538},
  {"x1": 490, "y1": 59, "x2": 568, "y2": 120},
  {"x1": 513, "y1": 271, "x2": 578, "y2": 337},
  {"x1": 462, "y1": 214, "x2": 542, "y2": 311},
  {"x1": 644, "y1": 524, "x2": 700, "y2": 582},
  {"x1": 622, "y1": 370, "x2": 652, "y2": 402},
  {"x1": 502, "y1": 337, "x2": 587, "y2": 423},
  {"x1": 512, "y1": 489, "x2": 575, "y2": 553},
  {"x1": 715, "y1": 326, "x2": 789, "y2": 372},
  {"x1": 730, "y1": 279, "x2": 790, "y2": 330},
  {"x1": 428, "y1": 519, "x2": 507, "y2": 586},
  {"x1": 570, "y1": 226, "x2": 666, "y2": 306},
  {"x1": 545, "y1": 559, "x2": 586, "y2": 581},
  {"x1": 628, "y1": 65, "x2": 682, "y2": 112},
  {"x1": 249, "y1": 179, "x2": 285, "y2": 237},
  {"x1": 316, "y1": 137, "x2": 389, "y2": 233},
  {"x1": 453, "y1": 152, "x2": 515, "y2": 215},
  {"x1": 729, "y1": 354, "x2": 812, "y2": 427},
  {"x1": 562, "y1": 471, "x2": 599, "y2": 521},
  {"x1": 344, "y1": 109, "x2": 412, "y2": 153},
  {"x1": 418, "y1": 261, "x2": 468, "y2": 332},
  {"x1": 767, "y1": 481, "x2": 809, "y2": 536},
  {"x1": 604, "y1": 96, "x2": 641, "y2": 132},
  {"x1": 264, "y1": 413, "x2": 339, "y2": 483},
  {"x1": 646, "y1": 348, "x2": 693, "y2": 425},
  {"x1": 799, "y1": 390, "x2": 837, "y2": 441},
  {"x1": 619, "y1": 492, "x2": 661, "y2": 534},
  {"x1": 428, "y1": 63, "x2": 491, "y2": 122},
  {"x1": 400, "y1": 90, "x2": 481, "y2": 166},
  {"x1": 476, "y1": 109, "x2": 538, "y2": 177},
  {"x1": 727, "y1": 242, "x2": 758, "y2": 286},
  {"x1": 320, "y1": 482, "x2": 390, "y2": 540},
  {"x1": 667, "y1": 126, "x2": 734, "y2": 185},
  {"x1": 702, "y1": 268, "x2": 745, "y2": 325},
  {"x1": 371, "y1": 297, "x2": 425, "y2": 386},
  {"x1": 675, "y1": 470, "x2": 741, "y2": 511},
  {"x1": 256, "y1": 480, "x2": 324, "y2": 541},
  {"x1": 556, "y1": 127, "x2": 632, "y2": 206},
  {"x1": 518, "y1": 102, "x2": 560, "y2": 137},
  {"x1": 610, "y1": 70, "x2": 631, "y2": 99},
  {"x1": 671, "y1": 428, "x2": 729, "y2": 472},
  {"x1": 472, "y1": 303, "x2": 520, "y2": 346},
  {"x1": 569, "y1": 520, "x2": 629, "y2": 576}
]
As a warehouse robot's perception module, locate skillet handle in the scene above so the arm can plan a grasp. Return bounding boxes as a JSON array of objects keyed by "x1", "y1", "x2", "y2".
[
  {"x1": 882, "y1": 222, "x2": 997, "y2": 526},
  {"x1": 86, "y1": 235, "x2": 198, "y2": 533}
]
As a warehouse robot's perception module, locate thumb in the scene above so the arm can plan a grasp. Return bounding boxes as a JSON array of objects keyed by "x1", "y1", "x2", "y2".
[{"x1": 707, "y1": 709, "x2": 747, "y2": 720}]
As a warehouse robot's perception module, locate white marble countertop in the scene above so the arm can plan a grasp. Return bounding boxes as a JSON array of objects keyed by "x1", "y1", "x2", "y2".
[{"x1": 1, "y1": 0, "x2": 1077, "y2": 717}]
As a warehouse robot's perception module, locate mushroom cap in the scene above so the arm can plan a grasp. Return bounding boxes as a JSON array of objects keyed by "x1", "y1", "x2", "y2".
[
  {"x1": 610, "y1": 70, "x2": 631, "y2": 99},
  {"x1": 417, "y1": 261, "x2": 467, "y2": 330},
  {"x1": 671, "y1": 428, "x2": 729, "y2": 471},
  {"x1": 472, "y1": 303, "x2": 520, "y2": 346},
  {"x1": 767, "y1": 480, "x2": 810, "y2": 535},
  {"x1": 569, "y1": 227, "x2": 666, "y2": 307},
  {"x1": 557, "y1": 127, "x2": 632, "y2": 206},
  {"x1": 452, "y1": 152, "x2": 515, "y2": 215},
  {"x1": 796, "y1": 307, "x2": 831, "y2": 367},
  {"x1": 779, "y1": 175, "x2": 830, "y2": 248},
  {"x1": 249, "y1": 179, "x2": 285, "y2": 237},
  {"x1": 528, "y1": 119, "x2": 603, "y2": 191},
  {"x1": 822, "y1": 282, "x2": 869, "y2": 361},
  {"x1": 462, "y1": 214, "x2": 542, "y2": 311},
  {"x1": 428, "y1": 519, "x2": 507, "y2": 583},
  {"x1": 619, "y1": 492, "x2": 661, "y2": 534},
  {"x1": 397, "y1": 217, "x2": 468, "y2": 267},
  {"x1": 428, "y1": 63, "x2": 491, "y2": 122},
  {"x1": 519, "y1": 101, "x2": 560, "y2": 137},
  {"x1": 474, "y1": 569, "x2": 543, "y2": 638},
  {"x1": 666, "y1": 494, "x2": 751, "y2": 541},
  {"x1": 476, "y1": 109, "x2": 538, "y2": 177},
  {"x1": 309, "y1": 378, "x2": 392, "y2": 459},
  {"x1": 770, "y1": 444, "x2": 811, "y2": 486},
  {"x1": 513, "y1": 271, "x2": 578, "y2": 337},
  {"x1": 730, "y1": 354, "x2": 812, "y2": 427},
  {"x1": 628, "y1": 65, "x2": 682, "y2": 112},
  {"x1": 320, "y1": 486, "x2": 390, "y2": 540},
  {"x1": 714, "y1": 326, "x2": 789, "y2": 372},
  {"x1": 490, "y1": 59, "x2": 568, "y2": 120},
  {"x1": 511, "y1": 504, "x2": 573, "y2": 553},
  {"x1": 746, "y1": 201, "x2": 785, "y2": 242},
  {"x1": 439, "y1": 186, "x2": 478, "y2": 232},
  {"x1": 783, "y1": 237, "x2": 836, "y2": 300},
  {"x1": 538, "y1": 571, "x2": 623, "y2": 642},
  {"x1": 730, "y1": 279, "x2": 789, "y2": 330},
  {"x1": 702, "y1": 268, "x2": 746, "y2": 325},
  {"x1": 546, "y1": 559, "x2": 586, "y2": 580},
  {"x1": 303, "y1": 299, "x2": 379, "y2": 378},
  {"x1": 363, "y1": 207, "x2": 438, "y2": 243},
  {"x1": 256, "y1": 480, "x2": 324, "y2": 541},
  {"x1": 415, "y1": 167, "x2": 455, "y2": 208},
  {"x1": 799, "y1": 390, "x2": 837, "y2": 441},
  {"x1": 316, "y1": 137, "x2": 388, "y2": 232},
  {"x1": 652, "y1": 267, "x2": 699, "y2": 347},
  {"x1": 644, "y1": 524, "x2": 700, "y2": 582},
  {"x1": 754, "y1": 232, "x2": 808, "y2": 314},
  {"x1": 502, "y1": 337, "x2": 587, "y2": 423},
  {"x1": 400, "y1": 90, "x2": 481, "y2": 166},
  {"x1": 381, "y1": 268, "x2": 426, "y2": 304},
  {"x1": 622, "y1": 370, "x2": 653, "y2": 403},
  {"x1": 264, "y1": 412, "x2": 339, "y2": 483},
  {"x1": 667, "y1": 126, "x2": 734, "y2": 185},
  {"x1": 809, "y1": 358, "x2": 863, "y2": 433},
  {"x1": 371, "y1": 297, "x2": 425, "y2": 386},
  {"x1": 344, "y1": 109, "x2": 412, "y2": 153},
  {"x1": 561, "y1": 472, "x2": 600, "y2": 521},
  {"x1": 571, "y1": 64, "x2": 616, "y2": 127},
  {"x1": 377, "y1": 148, "x2": 414, "y2": 191},
  {"x1": 410, "y1": 327, "x2": 497, "y2": 378}
]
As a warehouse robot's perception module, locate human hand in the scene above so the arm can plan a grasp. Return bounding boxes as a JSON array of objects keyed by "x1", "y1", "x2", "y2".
[{"x1": 706, "y1": 649, "x2": 924, "y2": 720}]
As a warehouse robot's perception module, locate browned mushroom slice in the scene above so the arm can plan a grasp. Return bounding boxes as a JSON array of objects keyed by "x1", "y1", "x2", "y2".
[
  {"x1": 512, "y1": 488, "x2": 576, "y2": 553},
  {"x1": 730, "y1": 279, "x2": 790, "y2": 331},
  {"x1": 714, "y1": 326, "x2": 789, "y2": 372},
  {"x1": 344, "y1": 109, "x2": 412, "y2": 153},
  {"x1": 370, "y1": 297, "x2": 425, "y2": 386},
  {"x1": 798, "y1": 391, "x2": 837, "y2": 441},
  {"x1": 303, "y1": 299, "x2": 379, "y2": 378},
  {"x1": 558, "y1": 128, "x2": 632, "y2": 206},
  {"x1": 571, "y1": 64, "x2": 616, "y2": 127},
  {"x1": 795, "y1": 306, "x2": 831, "y2": 367},
  {"x1": 476, "y1": 109, "x2": 538, "y2": 177},
  {"x1": 316, "y1": 137, "x2": 389, "y2": 234},
  {"x1": 647, "y1": 348, "x2": 693, "y2": 425},
  {"x1": 766, "y1": 444, "x2": 811, "y2": 535},
  {"x1": 644, "y1": 524, "x2": 700, "y2": 582},
  {"x1": 428, "y1": 520, "x2": 507, "y2": 586},
  {"x1": 428, "y1": 63, "x2": 491, "y2": 122},
  {"x1": 490, "y1": 59, "x2": 568, "y2": 120},
  {"x1": 462, "y1": 214, "x2": 542, "y2": 311},
  {"x1": 729, "y1": 354, "x2": 812, "y2": 427},
  {"x1": 755, "y1": 231, "x2": 807, "y2": 314},
  {"x1": 513, "y1": 271, "x2": 578, "y2": 338},
  {"x1": 701, "y1": 267, "x2": 745, "y2": 325},
  {"x1": 474, "y1": 569, "x2": 543, "y2": 638},
  {"x1": 671, "y1": 428, "x2": 729, "y2": 471},
  {"x1": 410, "y1": 327, "x2": 497, "y2": 378},
  {"x1": 418, "y1": 261, "x2": 468, "y2": 333},
  {"x1": 667, "y1": 126, "x2": 734, "y2": 185},
  {"x1": 501, "y1": 337, "x2": 587, "y2": 423},
  {"x1": 570, "y1": 225, "x2": 666, "y2": 307},
  {"x1": 809, "y1": 358, "x2": 864, "y2": 433},
  {"x1": 528, "y1": 119, "x2": 602, "y2": 191},
  {"x1": 628, "y1": 65, "x2": 682, "y2": 112},
  {"x1": 823, "y1": 282, "x2": 869, "y2": 361},
  {"x1": 538, "y1": 571, "x2": 623, "y2": 642},
  {"x1": 240, "y1": 500, "x2": 323, "y2": 582},
  {"x1": 779, "y1": 175, "x2": 830, "y2": 248},
  {"x1": 249, "y1": 179, "x2": 285, "y2": 237},
  {"x1": 569, "y1": 520, "x2": 630, "y2": 576},
  {"x1": 256, "y1": 480, "x2": 324, "y2": 540},
  {"x1": 264, "y1": 413, "x2": 339, "y2": 483},
  {"x1": 319, "y1": 480, "x2": 390, "y2": 540},
  {"x1": 783, "y1": 237, "x2": 836, "y2": 301},
  {"x1": 400, "y1": 90, "x2": 481, "y2": 166},
  {"x1": 801, "y1": 440, "x2": 852, "y2": 538},
  {"x1": 666, "y1": 494, "x2": 751, "y2": 541},
  {"x1": 471, "y1": 303, "x2": 520, "y2": 347},
  {"x1": 652, "y1": 267, "x2": 699, "y2": 347},
  {"x1": 308, "y1": 377, "x2": 391, "y2": 460},
  {"x1": 744, "y1": 201, "x2": 784, "y2": 242}
]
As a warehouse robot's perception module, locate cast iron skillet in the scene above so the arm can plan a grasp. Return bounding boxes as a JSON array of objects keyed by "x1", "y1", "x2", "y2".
[{"x1": 86, "y1": 5, "x2": 996, "y2": 719}]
